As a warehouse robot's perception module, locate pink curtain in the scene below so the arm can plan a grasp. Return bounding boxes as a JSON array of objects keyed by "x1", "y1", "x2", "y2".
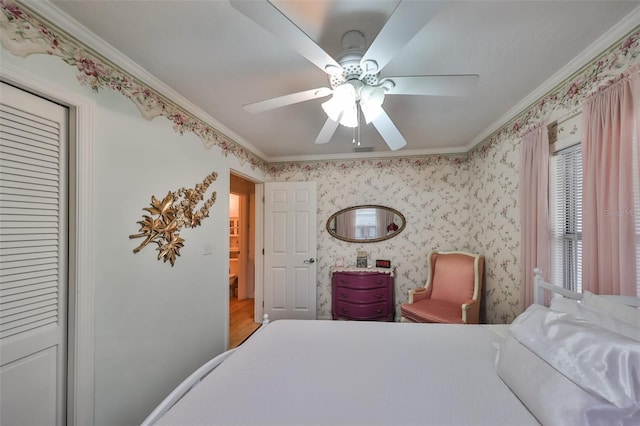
[
  {"x1": 376, "y1": 209, "x2": 396, "y2": 237},
  {"x1": 336, "y1": 210, "x2": 357, "y2": 239},
  {"x1": 582, "y1": 68, "x2": 640, "y2": 296},
  {"x1": 519, "y1": 123, "x2": 551, "y2": 311}
]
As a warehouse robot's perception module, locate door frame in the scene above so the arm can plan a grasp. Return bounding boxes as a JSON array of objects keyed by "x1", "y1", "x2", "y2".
[
  {"x1": 254, "y1": 183, "x2": 264, "y2": 322},
  {"x1": 229, "y1": 171, "x2": 264, "y2": 324},
  {"x1": 1, "y1": 62, "x2": 95, "y2": 426}
]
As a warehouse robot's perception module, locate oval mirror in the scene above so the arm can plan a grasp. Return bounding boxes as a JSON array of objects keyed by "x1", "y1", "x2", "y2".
[{"x1": 326, "y1": 205, "x2": 406, "y2": 243}]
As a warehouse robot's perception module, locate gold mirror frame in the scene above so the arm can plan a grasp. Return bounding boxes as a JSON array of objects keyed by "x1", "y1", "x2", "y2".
[{"x1": 326, "y1": 205, "x2": 406, "y2": 243}]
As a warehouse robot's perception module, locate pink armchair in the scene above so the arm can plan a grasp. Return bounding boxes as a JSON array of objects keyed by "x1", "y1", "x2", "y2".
[{"x1": 400, "y1": 251, "x2": 484, "y2": 324}]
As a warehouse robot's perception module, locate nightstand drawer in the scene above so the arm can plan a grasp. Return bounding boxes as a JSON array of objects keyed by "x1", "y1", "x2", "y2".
[
  {"x1": 333, "y1": 301, "x2": 390, "y2": 320},
  {"x1": 335, "y1": 287, "x2": 389, "y2": 303},
  {"x1": 333, "y1": 273, "x2": 390, "y2": 289}
]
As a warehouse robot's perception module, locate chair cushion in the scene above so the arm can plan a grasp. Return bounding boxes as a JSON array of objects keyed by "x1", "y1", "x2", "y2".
[
  {"x1": 400, "y1": 299, "x2": 464, "y2": 324},
  {"x1": 429, "y1": 254, "x2": 476, "y2": 305}
]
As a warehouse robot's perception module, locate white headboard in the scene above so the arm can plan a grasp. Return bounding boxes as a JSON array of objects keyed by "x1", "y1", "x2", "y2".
[{"x1": 533, "y1": 268, "x2": 640, "y2": 307}]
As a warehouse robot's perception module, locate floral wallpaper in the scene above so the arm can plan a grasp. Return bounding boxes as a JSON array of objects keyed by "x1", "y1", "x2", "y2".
[
  {"x1": 269, "y1": 156, "x2": 474, "y2": 320},
  {"x1": 1, "y1": 0, "x2": 639, "y2": 323},
  {"x1": 467, "y1": 138, "x2": 521, "y2": 323}
]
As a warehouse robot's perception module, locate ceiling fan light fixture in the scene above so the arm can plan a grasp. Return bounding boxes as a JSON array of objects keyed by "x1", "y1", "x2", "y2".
[
  {"x1": 359, "y1": 59, "x2": 379, "y2": 79},
  {"x1": 360, "y1": 86, "x2": 385, "y2": 123},
  {"x1": 231, "y1": 1, "x2": 479, "y2": 152},
  {"x1": 321, "y1": 97, "x2": 343, "y2": 122},
  {"x1": 322, "y1": 83, "x2": 356, "y2": 122},
  {"x1": 324, "y1": 64, "x2": 343, "y2": 76},
  {"x1": 379, "y1": 79, "x2": 396, "y2": 91},
  {"x1": 361, "y1": 102, "x2": 383, "y2": 124},
  {"x1": 339, "y1": 103, "x2": 358, "y2": 128}
]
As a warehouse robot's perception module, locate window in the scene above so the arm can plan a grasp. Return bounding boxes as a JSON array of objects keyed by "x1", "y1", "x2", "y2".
[
  {"x1": 550, "y1": 145, "x2": 582, "y2": 292},
  {"x1": 354, "y1": 208, "x2": 378, "y2": 239}
]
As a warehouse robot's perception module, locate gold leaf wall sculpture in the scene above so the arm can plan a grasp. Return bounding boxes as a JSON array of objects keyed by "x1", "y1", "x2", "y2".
[{"x1": 129, "y1": 172, "x2": 218, "y2": 266}]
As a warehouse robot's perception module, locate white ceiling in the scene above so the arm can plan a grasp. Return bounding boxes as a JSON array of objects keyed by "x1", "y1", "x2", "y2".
[{"x1": 48, "y1": 0, "x2": 639, "y2": 161}]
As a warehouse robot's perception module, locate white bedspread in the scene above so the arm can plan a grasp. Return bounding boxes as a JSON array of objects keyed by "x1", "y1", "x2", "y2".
[{"x1": 155, "y1": 320, "x2": 537, "y2": 426}]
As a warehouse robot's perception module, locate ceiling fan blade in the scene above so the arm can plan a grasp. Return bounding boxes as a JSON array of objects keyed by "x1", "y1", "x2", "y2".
[
  {"x1": 315, "y1": 117, "x2": 340, "y2": 144},
  {"x1": 230, "y1": 0, "x2": 342, "y2": 76},
  {"x1": 372, "y1": 109, "x2": 407, "y2": 151},
  {"x1": 243, "y1": 87, "x2": 332, "y2": 113},
  {"x1": 383, "y1": 75, "x2": 479, "y2": 97},
  {"x1": 360, "y1": 1, "x2": 444, "y2": 73}
]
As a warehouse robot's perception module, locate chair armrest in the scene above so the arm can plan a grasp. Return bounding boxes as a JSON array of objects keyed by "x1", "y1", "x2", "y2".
[
  {"x1": 461, "y1": 299, "x2": 479, "y2": 324},
  {"x1": 408, "y1": 287, "x2": 431, "y2": 304}
]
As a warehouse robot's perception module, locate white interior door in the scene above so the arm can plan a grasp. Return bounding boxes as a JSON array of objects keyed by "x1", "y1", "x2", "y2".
[
  {"x1": 264, "y1": 181, "x2": 317, "y2": 320},
  {"x1": 0, "y1": 82, "x2": 68, "y2": 426}
]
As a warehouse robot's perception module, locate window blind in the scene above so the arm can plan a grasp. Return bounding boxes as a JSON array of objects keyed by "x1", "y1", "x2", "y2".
[{"x1": 550, "y1": 144, "x2": 582, "y2": 292}]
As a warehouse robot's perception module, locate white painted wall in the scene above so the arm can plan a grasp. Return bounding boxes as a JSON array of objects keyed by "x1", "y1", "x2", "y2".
[
  {"x1": 90, "y1": 90, "x2": 228, "y2": 426},
  {"x1": 0, "y1": 48, "x2": 264, "y2": 425}
]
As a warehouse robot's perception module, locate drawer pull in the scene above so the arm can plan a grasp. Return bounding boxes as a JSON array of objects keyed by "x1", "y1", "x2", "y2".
[
  {"x1": 376, "y1": 309, "x2": 383, "y2": 314},
  {"x1": 340, "y1": 279, "x2": 349, "y2": 285},
  {"x1": 341, "y1": 292, "x2": 349, "y2": 298},
  {"x1": 375, "y1": 293, "x2": 383, "y2": 299}
]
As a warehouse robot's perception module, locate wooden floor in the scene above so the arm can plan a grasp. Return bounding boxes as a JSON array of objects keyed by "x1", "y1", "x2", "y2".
[{"x1": 229, "y1": 296, "x2": 260, "y2": 348}]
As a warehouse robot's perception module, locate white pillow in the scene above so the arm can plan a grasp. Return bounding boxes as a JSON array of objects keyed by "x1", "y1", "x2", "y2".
[
  {"x1": 509, "y1": 304, "x2": 640, "y2": 409},
  {"x1": 496, "y1": 335, "x2": 640, "y2": 425},
  {"x1": 582, "y1": 291, "x2": 640, "y2": 328},
  {"x1": 549, "y1": 297, "x2": 640, "y2": 341}
]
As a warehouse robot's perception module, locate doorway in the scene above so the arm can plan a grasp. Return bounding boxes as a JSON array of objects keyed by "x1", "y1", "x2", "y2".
[{"x1": 229, "y1": 173, "x2": 259, "y2": 348}]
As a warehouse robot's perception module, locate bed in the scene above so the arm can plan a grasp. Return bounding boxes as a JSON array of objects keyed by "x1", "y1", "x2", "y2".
[{"x1": 143, "y1": 269, "x2": 640, "y2": 425}]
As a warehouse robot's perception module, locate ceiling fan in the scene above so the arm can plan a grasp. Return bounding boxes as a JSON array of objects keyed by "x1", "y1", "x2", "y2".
[{"x1": 230, "y1": 0, "x2": 479, "y2": 151}]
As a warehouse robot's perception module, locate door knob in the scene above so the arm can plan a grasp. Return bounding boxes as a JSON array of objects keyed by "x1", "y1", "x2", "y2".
[{"x1": 304, "y1": 258, "x2": 315, "y2": 264}]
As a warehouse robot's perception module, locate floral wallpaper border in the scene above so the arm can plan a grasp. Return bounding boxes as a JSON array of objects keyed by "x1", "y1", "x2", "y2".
[
  {"x1": 0, "y1": 0, "x2": 267, "y2": 172},
  {"x1": 267, "y1": 153, "x2": 467, "y2": 178},
  {"x1": 471, "y1": 27, "x2": 640, "y2": 159},
  {"x1": 1, "y1": 0, "x2": 638, "y2": 176}
]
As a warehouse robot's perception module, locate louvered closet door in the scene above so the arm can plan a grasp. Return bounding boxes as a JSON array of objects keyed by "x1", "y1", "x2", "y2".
[{"x1": 0, "y1": 82, "x2": 68, "y2": 426}]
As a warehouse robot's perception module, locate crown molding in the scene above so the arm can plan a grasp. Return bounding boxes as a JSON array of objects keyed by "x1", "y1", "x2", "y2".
[
  {"x1": 25, "y1": 0, "x2": 269, "y2": 161},
  {"x1": 268, "y1": 145, "x2": 468, "y2": 163},
  {"x1": 16, "y1": 1, "x2": 640, "y2": 165},
  {"x1": 465, "y1": 4, "x2": 640, "y2": 152}
]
